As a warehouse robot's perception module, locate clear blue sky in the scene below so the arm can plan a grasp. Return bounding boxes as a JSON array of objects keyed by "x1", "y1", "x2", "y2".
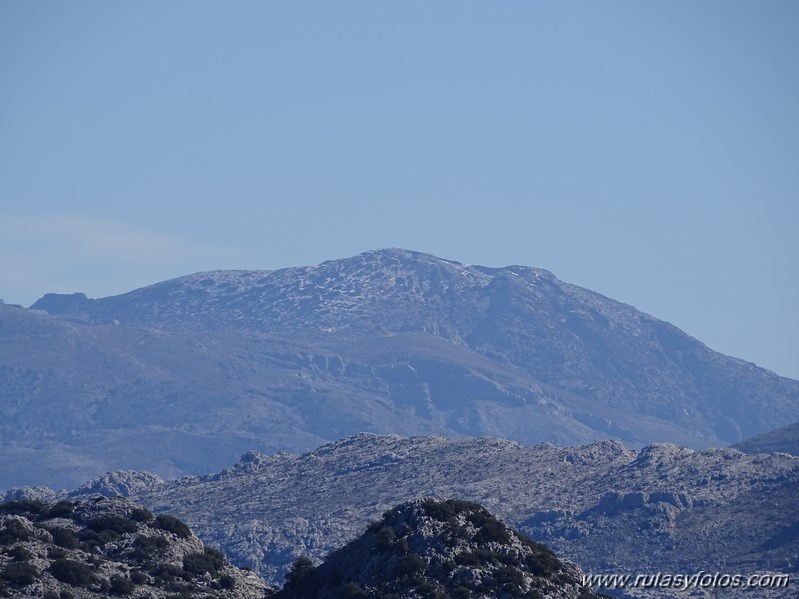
[{"x1": 1, "y1": 2, "x2": 797, "y2": 380}]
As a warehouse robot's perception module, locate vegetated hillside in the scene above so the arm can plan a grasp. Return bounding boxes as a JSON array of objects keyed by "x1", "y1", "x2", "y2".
[
  {"x1": 274, "y1": 498, "x2": 602, "y2": 599},
  {"x1": 109, "y1": 434, "x2": 799, "y2": 593},
  {"x1": 0, "y1": 497, "x2": 267, "y2": 598},
  {"x1": 4, "y1": 248, "x2": 798, "y2": 488},
  {"x1": 733, "y1": 422, "x2": 799, "y2": 456}
]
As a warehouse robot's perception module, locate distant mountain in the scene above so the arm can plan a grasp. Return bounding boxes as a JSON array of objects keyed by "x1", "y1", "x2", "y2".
[
  {"x1": 3, "y1": 248, "x2": 798, "y2": 488},
  {"x1": 273, "y1": 497, "x2": 602, "y2": 599},
  {"x1": 733, "y1": 422, "x2": 799, "y2": 456},
  {"x1": 0, "y1": 497, "x2": 267, "y2": 598},
  {"x1": 114, "y1": 434, "x2": 797, "y2": 592}
]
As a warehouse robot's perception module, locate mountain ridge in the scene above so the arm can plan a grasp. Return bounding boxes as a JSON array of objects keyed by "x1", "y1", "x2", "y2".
[{"x1": 3, "y1": 248, "x2": 798, "y2": 488}]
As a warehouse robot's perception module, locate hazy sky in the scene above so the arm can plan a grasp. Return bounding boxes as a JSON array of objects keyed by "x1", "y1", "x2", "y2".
[{"x1": 1, "y1": 2, "x2": 797, "y2": 379}]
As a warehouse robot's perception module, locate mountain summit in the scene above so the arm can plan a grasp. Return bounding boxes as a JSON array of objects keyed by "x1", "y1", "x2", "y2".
[{"x1": 4, "y1": 249, "x2": 798, "y2": 487}]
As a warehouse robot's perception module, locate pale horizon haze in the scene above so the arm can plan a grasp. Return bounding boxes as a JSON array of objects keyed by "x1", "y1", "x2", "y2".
[{"x1": 1, "y1": 2, "x2": 797, "y2": 380}]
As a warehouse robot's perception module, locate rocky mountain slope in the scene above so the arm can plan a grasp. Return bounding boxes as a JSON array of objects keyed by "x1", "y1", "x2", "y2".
[
  {"x1": 3, "y1": 249, "x2": 798, "y2": 488},
  {"x1": 273, "y1": 498, "x2": 601, "y2": 599},
  {"x1": 0, "y1": 497, "x2": 267, "y2": 598},
  {"x1": 92, "y1": 433, "x2": 796, "y2": 592},
  {"x1": 0, "y1": 496, "x2": 608, "y2": 599}
]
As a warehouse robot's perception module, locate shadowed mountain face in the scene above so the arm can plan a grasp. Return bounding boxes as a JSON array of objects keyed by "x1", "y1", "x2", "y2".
[{"x1": 3, "y1": 248, "x2": 798, "y2": 488}]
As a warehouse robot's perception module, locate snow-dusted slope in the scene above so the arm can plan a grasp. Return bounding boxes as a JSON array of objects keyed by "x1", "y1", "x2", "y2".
[{"x1": 33, "y1": 249, "x2": 501, "y2": 334}]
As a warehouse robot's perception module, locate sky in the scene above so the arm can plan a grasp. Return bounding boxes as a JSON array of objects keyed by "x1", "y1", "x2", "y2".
[{"x1": 1, "y1": 2, "x2": 797, "y2": 380}]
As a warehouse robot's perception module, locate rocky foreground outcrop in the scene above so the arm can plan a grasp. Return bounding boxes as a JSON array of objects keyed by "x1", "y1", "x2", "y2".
[
  {"x1": 274, "y1": 498, "x2": 601, "y2": 599},
  {"x1": 0, "y1": 498, "x2": 267, "y2": 598}
]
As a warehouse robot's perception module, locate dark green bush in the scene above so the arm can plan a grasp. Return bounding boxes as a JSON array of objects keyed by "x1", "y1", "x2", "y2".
[
  {"x1": 447, "y1": 520, "x2": 469, "y2": 543},
  {"x1": 166, "y1": 579, "x2": 194, "y2": 593},
  {"x1": 79, "y1": 528, "x2": 119, "y2": 549},
  {"x1": 524, "y1": 550, "x2": 560, "y2": 577},
  {"x1": 395, "y1": 537, "x2": 409, "y2": 554},
  {"x1": 47, "y1": 547, "x2": 66, "y2": 559},
  {"x1": 130, "y1": 507, "x2": 154, "y2": 523},
  {"x1": 337, "y1": 581, "x2": 367, "y2": 598},
  {"x1": 163, "y1": 580, "x2": 194, "y2": 595},
  {"x1": 393, "y1": 554, "x2": 426, "y2": 578},
  {"x1": 495, "y1": 564, "x2": 525, "y2": 589},
  {"x1": 78, "y1": 516, "x2": 138, "y2": 550},
  {"x1": 0, "y1": 500, "x2": 47, "y2": 518},
  {"x1": 129, "y1": 534, "x2": 169, "y2": 565},
  {"x1": 414, "y1": 581, "x2": 442, "y2": 597},
  {"x1": 455, "y1": 552, "x2": 480, "y2": 567},
  {"x1": 154, "y1": 515, "x2": 191, "y2": 539},
  {"x1": 183, "y1": 548, "x2": 225, "y2": 577},
  {"x1": 1, "y1": 561, "x2": 38, "y2": 586},
  {"x1": 472, "y1": 518, "x2": 511, "y2": 545},
  {"x1": 49, "y1": 559, "x2": 95, "y2": 587},
  {"x1": 219, "y1": 574, "x2": 236, "y2": 589},
  {"x1": 421, "y1": 499, "x2": 476, "y2": 522},
  {"x1": 46, "y1": 502, "x2": 76, "y2": 519},
  {"x1": 375, "y1": 527, "x2": 396, "y2": 551},
  {"x1": 0, "y1": 519, "x2": 30, "y2": 545},
  {"x1": 6, "y1": 545, "x2": 32, "y2": 561},
  {"x1": 478, "y1": 548, "x2": 518, "y2": 567},
  {"x1": 86, "y1": 516, "x2": 138, "y2": 535},
  {"x1": 110, "y1": 574, "x2": 135, "y2": 595},
  {"x1": 50, "y1": 527, "x2": 79, "y2": 549},
  {"x1": 149, "y1": 563, "x2": 186, "y2": 583},
  {"x1": 281, "y1": 556, "x2": 318, "y2": 597},
  {"x1": 130, "y1": 571, "x2": 148, "y2": 585},
  {"x1": 43, "y1": 591, "x2": 60, "y2": 599}
]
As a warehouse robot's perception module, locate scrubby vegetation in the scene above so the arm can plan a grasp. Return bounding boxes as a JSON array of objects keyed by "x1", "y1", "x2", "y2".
[
  {"x1": 49, "y1": 558, "x2": 96, "y2": 587},
  {"x1": 0, "y1": 496, "x2": 598, "y2": 598},
  {"x1": 0, "y1": 500, "x2": 75, "y2": 521},
  {"x1": 154, "y1": 514, "x2": 192, "y2": 539},
  {"x1": 0, "y1": 497, "x2": 262, "y2": 598},
  {"x1": 0, "y1": 519, "x2": 30, "y2": 545}
]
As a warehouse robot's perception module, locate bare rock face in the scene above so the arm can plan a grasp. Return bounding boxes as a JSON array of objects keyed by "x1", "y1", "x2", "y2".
[
  {"x1": 1, "y1": 488, "x2": 62, "y2": 504},
  {"x1": 69, "y1": 471, "x2": 165, "y2": 499},
  {"x1": 274, "y1": 498, "x2": 601, "y2": 599},
  {"x1": 0, "y1": 497, "x2": 268, "y2": 599}
]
